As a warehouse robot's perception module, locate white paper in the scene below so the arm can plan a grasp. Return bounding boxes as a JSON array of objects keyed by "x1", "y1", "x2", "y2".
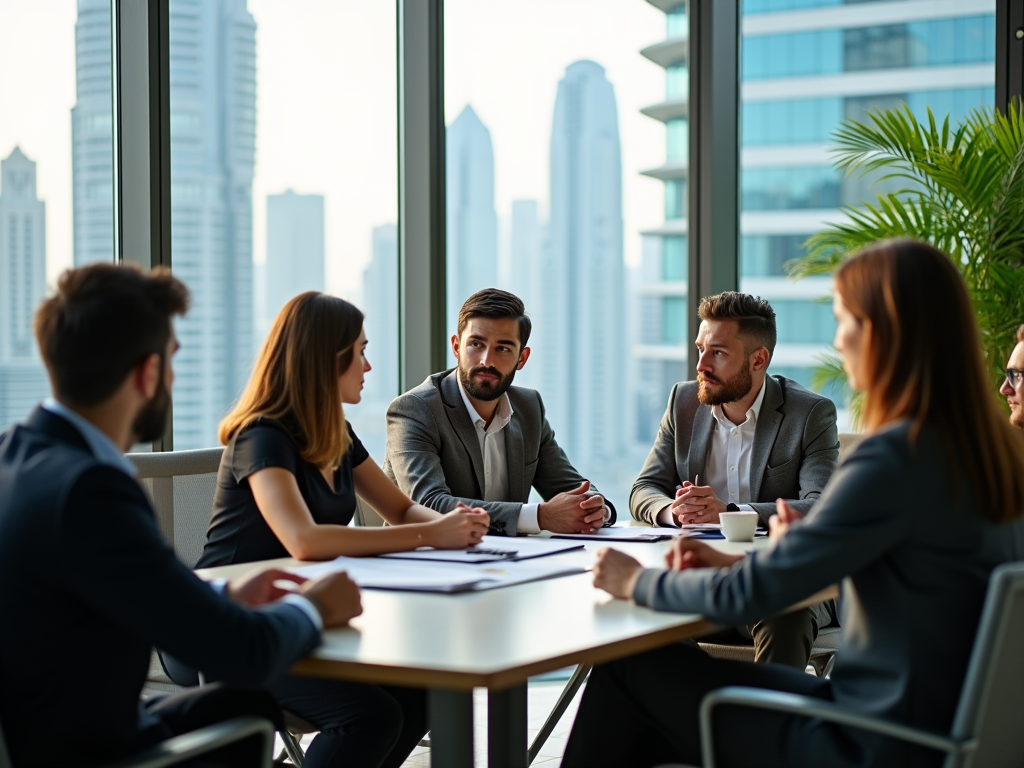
[
  {"x1": 377, "y1": 535, "x2": 583, "y2": 563},
  {"x1": 546, "y1": 526, "x2": 678, "y2": 542},
  {"x1": 290, "y1": 555, "x2": 585, "y2": 593}
]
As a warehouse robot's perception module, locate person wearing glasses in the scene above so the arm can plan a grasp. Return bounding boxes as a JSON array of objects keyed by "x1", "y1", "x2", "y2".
[
  {"x1": 163, "y1": 292, "x2": 490, "y2": 768},
  {"x1": 560, "y1": 240, "x2": 1024, "y2": 768},
  {"x1": 1000, "y1": 324, "x2": 1024, "y2": 429}
]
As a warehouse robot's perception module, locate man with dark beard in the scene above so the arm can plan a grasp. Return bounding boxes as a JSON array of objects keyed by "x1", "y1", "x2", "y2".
[
  {"x1": 0, "y1": 264, "x2": 362, "y2": 768},
  {"x1": 384, "y1": 288, "x2": 615, "y2": 535},
  {"x1": 630, "y1": 291, "x2": 839, "y2": 668}
]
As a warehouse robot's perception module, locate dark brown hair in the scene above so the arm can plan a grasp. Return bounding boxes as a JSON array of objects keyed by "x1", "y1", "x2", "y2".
[
  {"x1": 698, "y1": 291, "x2": 777, "y2": 358},
  {"x1": 835, "y1": 239, "x2": 1024, "y2": 523},
  {"x1": 219, "y1": 292, "x2": 364, "y2": 469},
  {"x1": 457, "y1": 289, "x2": 532, "y2": 349},
  {"x1": 34, "y1": 263, "x2": 189, "y2": 407}
]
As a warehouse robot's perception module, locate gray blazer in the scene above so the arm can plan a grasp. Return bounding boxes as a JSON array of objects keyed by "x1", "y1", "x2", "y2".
[
  {"x1": 383, "y1": 370, "x2": 617, "y2": 536},
  {"x1": 634, "y1": 421, "x2": 1024, "y2": 763},
  {"x1": 631, "y1": 375, "x2": 839, "y2": 527}
]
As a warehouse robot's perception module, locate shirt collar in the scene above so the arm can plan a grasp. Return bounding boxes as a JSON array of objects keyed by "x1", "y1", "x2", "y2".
[
  {"x1": 42, "y1": 398, "x2": 138, "y2": 477},
  {"x1": 456, "y1": 373, "x2": 514, "y2": 431},
  {"x1": 711, "y1": 377, "x2": 767, "y2": 428}
]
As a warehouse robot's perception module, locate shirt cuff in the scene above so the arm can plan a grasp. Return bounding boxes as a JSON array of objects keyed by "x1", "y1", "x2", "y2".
[
  {"x1": 207, "y1": 579, "x2": 229, "y2": 596},
  {"x1": 737, "y1": 504, "x2": 755, "y2": 513},
  {"x1": 656, "y1": 505, "x2": 679, "y2": 528},
  {"x1": 280, "y1": 594, "x2": 324, "y2": 632},
  {"x1": 518, "y1": 503, "x2": 541, "y2": 535}
]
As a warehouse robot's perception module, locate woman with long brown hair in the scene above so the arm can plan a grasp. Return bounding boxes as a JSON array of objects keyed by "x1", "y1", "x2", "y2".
[
  {"x1": 168, "y1": 292, "x2": 489, "y2": 768},
  {"x1": 561, "y1": 239, "x2": 1024, "y2": 768}
]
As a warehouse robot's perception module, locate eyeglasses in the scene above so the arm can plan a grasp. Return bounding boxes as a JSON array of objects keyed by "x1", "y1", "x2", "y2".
[{"x1": 1006, "y1": 368, "x2": 1024, "y2": 389}]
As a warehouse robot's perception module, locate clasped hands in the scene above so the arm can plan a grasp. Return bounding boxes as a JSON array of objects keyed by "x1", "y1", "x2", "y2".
[
  {"x1": 593, "y1": 498, "x2": 802, "y2": 600},
  {"x1": 538, "y1": 480, "x2": 609, "y2": 534},
  {"x1": 670, "y1": 480, "x2": 726, "y2": 525}
]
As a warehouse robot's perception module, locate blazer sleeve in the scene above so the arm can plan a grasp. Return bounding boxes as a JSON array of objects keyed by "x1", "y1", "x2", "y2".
[
  {"x1": 385, "y1": 394, "x2": 525, "y2": 535},
  {"x1": 58, "y1": 466, "x2": 321, "y2": 687},
  {"x1": 633, "y1": 433, "x2": 910, "y2": 625},
  {"x1": 748, "y1": 395, "x2": 839, "y2": 523},
  {"x1": 528, "y1": 392, "x2": 617, "y2": 526},
  {"x1": 630, "y1": 385, "x2": 681, "y2": 526}
]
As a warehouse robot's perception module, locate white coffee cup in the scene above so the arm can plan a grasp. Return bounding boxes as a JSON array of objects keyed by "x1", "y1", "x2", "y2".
[{"x1": 719, "y1": 511, "x2": 758, "y2": 542}]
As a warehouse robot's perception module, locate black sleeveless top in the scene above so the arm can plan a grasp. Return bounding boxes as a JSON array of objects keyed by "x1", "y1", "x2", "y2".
[{"x1": 196, "y1": 417, "x2": 369, "y2": 568}]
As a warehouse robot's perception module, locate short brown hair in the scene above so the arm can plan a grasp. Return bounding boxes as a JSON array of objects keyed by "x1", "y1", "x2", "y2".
[
  {"x1": 34, "y1": 263, "x2": 189, "y2": 407},
  {"x1": 457, "y1": 289, "x2": 532, "y2": 348},
  {"x1": 698, "y1": 291, "x2": 777, "y2": 358},
  {"x1": 1017, "y1": 324, "x2": 1024, "y2": 343},
  {"x1": 219, "y1": 293, "x2": 364, "y2": 468}
]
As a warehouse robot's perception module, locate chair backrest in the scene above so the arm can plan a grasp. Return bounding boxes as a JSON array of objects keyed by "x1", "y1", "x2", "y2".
[
  {"x1": 947, "y1": 562, "x2": 1024, "y2": 768},
  {"x1": 837, "y1": 432, "x2": 864, "y2": 464},
  {"x1": 0, "y1": 718, "x2": 12, "y2": 768},
  {"x1": 127, "y1": 448, "x2": 224, "y2": 568}
]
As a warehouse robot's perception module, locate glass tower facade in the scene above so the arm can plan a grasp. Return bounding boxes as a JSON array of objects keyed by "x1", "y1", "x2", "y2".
[{"x1": 634, "y1": 0, "x2": 995, "y2": 438}]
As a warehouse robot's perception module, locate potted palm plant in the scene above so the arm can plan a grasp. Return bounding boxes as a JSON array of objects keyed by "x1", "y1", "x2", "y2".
[{"x1": 788, "y1": 101, "x2": 1024, "y2": 425}]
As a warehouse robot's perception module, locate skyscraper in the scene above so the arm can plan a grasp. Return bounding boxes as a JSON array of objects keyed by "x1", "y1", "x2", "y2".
[
  {"x1": 167, "y1": 0, "x2": 257, "y2": 449},
  {"x1": 263, "y1": 190, "x2": 325, "y2": 330},
  {"x1": 0, "y1": 147, "x2": 50, "y2": 430},
  {"x1": 72, "y1": 0, "x2": 258, "y2": 449},
  {"x1": 635, "y1": 1, "x2": 994, "y2": 435},
  {"x1": 72, "y1": 0, "x2": 116, "y2": 267},
  {"x1": 446, "y1": 104, "x2": 497, "y2": 350},
  {"x1": 537, "y1": 60, "x2": 625, "y2": 475},
  {"x1": 361, "y1": 223, "x2": 399, "y2": 405}
]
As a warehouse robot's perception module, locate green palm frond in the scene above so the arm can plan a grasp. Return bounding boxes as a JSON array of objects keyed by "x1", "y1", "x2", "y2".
[{"x1": 787, "y1": 99, "x2": 1024, "y2": 411}]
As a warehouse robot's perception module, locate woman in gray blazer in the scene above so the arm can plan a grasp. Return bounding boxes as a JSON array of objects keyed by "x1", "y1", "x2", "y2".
[{"x1": 561, "y1": 240, "x2": 1024, "y2": 768}]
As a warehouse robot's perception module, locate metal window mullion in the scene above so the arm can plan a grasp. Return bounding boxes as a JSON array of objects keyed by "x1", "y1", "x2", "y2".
[
  {"x1": 112, "y1": 0, "x2": 173, "y2": 451},
  {"x1": 996, "y1": 0, "x2": 1024, "y2": 113},
  {"x1": 398, "y1": 0, "x2": 447, "y2": 394},
  {"x1": 687, "y1": 0, "x2": 740, "y2": 381}
]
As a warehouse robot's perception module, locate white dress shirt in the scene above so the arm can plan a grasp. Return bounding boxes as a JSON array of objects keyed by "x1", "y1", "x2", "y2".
[
  {"x1": 704, "y1": 379, "x2": 766, "y2": 512},
  {"x1": 41, "y1": 398, "x2": 322, "y2": 631},
  {"x1": 456, "y1": 377, "x2": 542, "y2": 534}
]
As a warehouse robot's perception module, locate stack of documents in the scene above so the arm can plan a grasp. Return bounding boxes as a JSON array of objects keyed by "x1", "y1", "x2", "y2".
[
  {"x1": 378, "y1": 535, "x2": 582, "y2": 563},
  {"x1": 291, "y1": 556, "x2": 585, "y2": 594},
  {"x1": 545, "y1": 526, "x2": 678, "y2": 542}
]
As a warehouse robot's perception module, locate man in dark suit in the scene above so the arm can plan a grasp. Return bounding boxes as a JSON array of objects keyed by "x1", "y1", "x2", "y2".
[
  {"x1": 631, "y1": 292, "x2": 839, "y2": 668},
  {"x1": 0, "y1": 264, "x2": 361, "y2": 768},
  {"x1": 384, "y1": 289, "x2": 615, "y2": 536}
]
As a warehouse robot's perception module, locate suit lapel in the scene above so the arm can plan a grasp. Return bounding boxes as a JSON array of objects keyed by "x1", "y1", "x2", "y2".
[
  {"x1": 505, "y1": 412, "x2": 526, "y2": 501},
  {"x1": 439, "y1": 371, "x2": 487, "y2": 494},
  {"x1": 749, "y1": 376, "x2": 783, "y2": 502},
  {"x1": 687, "y1": 404, "x2": 714, "y2": 484}
]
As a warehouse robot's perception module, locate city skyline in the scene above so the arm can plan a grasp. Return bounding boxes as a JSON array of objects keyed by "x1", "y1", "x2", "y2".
[{"x1": 0, "y1": 146, "x2": 49, "y2": 430}]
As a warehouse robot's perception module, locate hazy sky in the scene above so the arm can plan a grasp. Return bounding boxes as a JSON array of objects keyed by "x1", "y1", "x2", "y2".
[{"x1": 0, "y1": 0, "x2": 667, "y2": 296}]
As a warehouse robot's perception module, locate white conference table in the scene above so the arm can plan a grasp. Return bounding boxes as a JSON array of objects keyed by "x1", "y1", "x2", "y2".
[{"x1": 197, "y1": 534, "x2": 830, "y2": 768}]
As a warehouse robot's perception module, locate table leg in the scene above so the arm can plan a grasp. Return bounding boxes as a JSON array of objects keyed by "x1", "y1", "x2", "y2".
[
  {"x1": 429, "y1": 689, "x2": 474, "y2": 768},
  {"x1": 488, "y1": 683, "x2": 527, "y2": 768}
]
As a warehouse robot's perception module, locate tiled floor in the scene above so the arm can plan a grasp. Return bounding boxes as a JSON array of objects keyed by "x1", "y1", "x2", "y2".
[{"x1": 277, "y1": 679, "x2": 583, "y2": 767}]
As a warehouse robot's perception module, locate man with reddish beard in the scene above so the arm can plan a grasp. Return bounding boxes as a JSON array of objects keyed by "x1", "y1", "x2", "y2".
[
  {"x1": 384, "y1": 288, "x2": 615, "y2": 536},
  {"x1": 1000, "y1": 324, "x2": 1024, "y2": 430},
  {"x1": 631, "y1": 291, "x2": 838, "y2": 668}
]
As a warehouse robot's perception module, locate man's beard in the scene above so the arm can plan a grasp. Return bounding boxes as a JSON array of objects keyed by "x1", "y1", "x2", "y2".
[
  {"x1": 459, "y1": 363, "x2": 517, "y2": 402},
  {"x1": 697, "y1": 365, "x2": 754, "y2": 406},
  {"x1": 1011, "y1": 406, "x2": 1024, "y2": 430},
  {"x1": 133, "y1": 378, "x2": 172, "y2": 443}
]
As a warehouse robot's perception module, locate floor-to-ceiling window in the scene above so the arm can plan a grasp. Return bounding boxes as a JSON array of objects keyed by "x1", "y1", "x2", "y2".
[
  {"x1": 0, "y1": 0, "x2": 116, "y2": 433},
  {"x1": 165, "y1": 0, "x2": 398, "y2": 459},
  {"x1": 444, "y1": 0, "x2": 666, "y2": 508}
]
